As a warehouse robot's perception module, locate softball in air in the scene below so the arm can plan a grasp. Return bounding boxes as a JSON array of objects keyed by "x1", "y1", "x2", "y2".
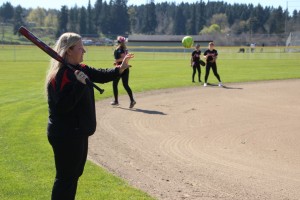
[{"x1": 182, "y1": 36, "x2": 194, "y2": 48}]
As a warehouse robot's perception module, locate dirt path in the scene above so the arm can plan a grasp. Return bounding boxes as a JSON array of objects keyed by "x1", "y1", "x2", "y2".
[{"x1": 88, "y1": 79, "x2": 300, "y2": 200}]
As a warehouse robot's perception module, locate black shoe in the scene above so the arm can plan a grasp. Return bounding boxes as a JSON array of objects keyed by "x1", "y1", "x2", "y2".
[
  {"x1": 110, "y1": 101, "x2": 119, "y2": 106},
  {"x1": 129, "y1": 101, "x2": 136, "y2": 108}
]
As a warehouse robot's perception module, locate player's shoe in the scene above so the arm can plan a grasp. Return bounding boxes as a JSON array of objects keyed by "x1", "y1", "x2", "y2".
[
  {"x1": 110, "y1": 101, "x2": 119, "y2": 106},
  {"x1": 203, "y1": 83, "x2": 207, "y2": 87},
  {"x1": 129, "y1": 100, "x2": 136, "y2": 109},
  {"x1": 218, "y1": 82, "x2": 223, "y2": 87}
]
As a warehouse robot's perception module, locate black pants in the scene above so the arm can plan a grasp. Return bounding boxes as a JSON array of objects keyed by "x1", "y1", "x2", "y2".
[
  {"x1": 48, "y1": 135, "x2": 89, "y2": 200},
  {"x1": 192, "y1": 63, "x2": 201, "y2": 82},
  {"x1": 204, "y1": 62, "x2": 221, "y2": 83},
  {"x1": 112, "y1": 68, "x2": 134, "y2": 102}
]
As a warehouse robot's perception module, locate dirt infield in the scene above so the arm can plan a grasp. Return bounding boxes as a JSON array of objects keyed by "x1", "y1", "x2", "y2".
[{"x1": 88, "y1": 79, "x2": 300, "y2": 200}]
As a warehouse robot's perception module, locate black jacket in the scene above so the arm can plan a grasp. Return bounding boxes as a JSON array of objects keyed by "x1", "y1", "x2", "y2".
[{"x1": 47, "y1": 64, "x2": 120, "y2": 138}]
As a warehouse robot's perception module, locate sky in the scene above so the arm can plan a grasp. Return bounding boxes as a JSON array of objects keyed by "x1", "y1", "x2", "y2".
[{"x1": 4, "y1": 0, "x2": 300, "y2": 14}]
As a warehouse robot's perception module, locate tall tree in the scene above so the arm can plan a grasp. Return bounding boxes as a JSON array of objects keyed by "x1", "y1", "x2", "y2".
[
  {"x1": 195, "y1": 1, "x2": 206, "y2": 34},
  {"x1": 173, "y1": 3, "x2": 186, "y2": 35},
  {"x1": 87, "y1": 0, "x2": 94, "y2": 34},
  {"x1": 148, "y1": 1, "x2": 157, "y2": 34},
  {"x1": 79, "y1": 7, "x2": 87, "y2": 34},
  {"x1": 291, "y1": 10, "x2": 300, "y2": 31},
  {"x1": 141, "y1": 1, "x2": 157, "y2": 34},
  {"x1": 0, "y1": 2, "x2": 14, "y2": 22},
  {"x1": 267, "y1": 6, "x2": 285, "y2": 34},
  {"x1": 13, "y1": 5, "x2": 24, "y2": 35},
  {"x1": 110, "y1": 0, "x2": 129, "y2": 35},
  {"x1": 69, "y1": 6, "x2": 79, "y2": 32},
  {"x1": 100, "y1": 2, "x2": 111, "y2": 34},
  {"x1": 154, "y1": 2, "x2": 175, "y2": 34},
  {"x1": 94, "y1": 0, "x2": 103, "y2": 33},
  {"x1": 186, "y1": 4, "x2": 196, "y2": 35},
  {"x1": 250, "y1": 4, "x2": 268, "y2": 33},
  {"x1": 128, "y1": 6, "x2": 138, "y2": 34},
  {"x1": 56, "y1": 6, "x2": 68, "y2": 37}
]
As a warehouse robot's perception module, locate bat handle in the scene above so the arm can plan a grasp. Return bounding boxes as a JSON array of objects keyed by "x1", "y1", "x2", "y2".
[
  {"x1": 67, "y1": 64, "x2": 104, "y2": 94},
  {"x1": 85, "y1": 78, "x2": 105, "y2": 94}
]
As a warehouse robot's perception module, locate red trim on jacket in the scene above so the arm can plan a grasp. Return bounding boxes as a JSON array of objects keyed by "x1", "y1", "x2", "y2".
[
  {"x1": 50, "y1": 79, "x2": 56, "y2": 91},
  {"x1": 61, "y1": 70, "x2": 70, "y2": 91}
]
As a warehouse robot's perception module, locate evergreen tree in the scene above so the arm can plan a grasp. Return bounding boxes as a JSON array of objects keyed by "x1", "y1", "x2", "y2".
[
  {"x1": 87, "y1": 0, "x2": 94, "y2": 34},
  {"x1": 94, "y1": 0, "x2": 103, "y2": 33},
  {"x1": 56, "y1": 6, "x2": 68, "y2": 37},
  {"x1": 3, "y1": 1, "x2": 298, "y2": 39},
  {"x1": 141, "y1": 1, "x2": 157, "y2": 34},
  {"x1": 186, "y1": 4, "x2": 196, "y2": 35},
  {"x1": 0, "y1": 2, "x2": 14, "y2": 22},
  {"x1": 69, "y1": 6, "x2": 79, "y2": 33},
  {"x1": 147, "y1": 1, "x2": 157, "y2": 34},
  {"x1": 267, "y1": 6, "x2": 285, "y2": 34},
  {"x1": 251, "y1": 4, "x2": 267, "y2": 33},
  {"x1": 13, "y1": 5, "x2": 24, "y2": 35},
  {"x1": 79, "y1": 7, "x2": 87, "y2": 34},
  {"x1": 100, "y1": 2, "x2": 111, "y2": 34},
  {"x1": 128, "y1": 6, "x2": 138, "y2": 34},
  {"x1": 196, "y1": 1, "x2": 206, "y2": 34},
  {"x1": 110, "y1": 0, "x2": 129, "y2": 35},
  {"x1": 291, "y1": 10, "x2": 300, "y2": 31},
  {"x1": 173, "y1": 3, "x2": 185, "y2": 35}
]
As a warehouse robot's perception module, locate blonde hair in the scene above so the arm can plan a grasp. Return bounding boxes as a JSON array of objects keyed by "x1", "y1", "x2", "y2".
[{"x1": 45, "y1": 32, "x2": 82, "y2": 95}]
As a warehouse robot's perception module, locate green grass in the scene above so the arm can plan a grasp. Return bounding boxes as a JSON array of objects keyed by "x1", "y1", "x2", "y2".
[
  {"x1": 0, "y1": 25, "x2": 56, "y2": 45},
  {"x1": 0, "y1": 45, "x2": 299, "y2": 200}
]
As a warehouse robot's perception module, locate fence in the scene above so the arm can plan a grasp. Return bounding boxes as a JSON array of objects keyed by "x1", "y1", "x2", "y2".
[{"x1": 1, "y1": 45, "x2": 299, "y2": 63}]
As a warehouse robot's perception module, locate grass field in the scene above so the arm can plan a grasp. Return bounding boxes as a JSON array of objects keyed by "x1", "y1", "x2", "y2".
[{"x1": 0, "y1": 45, "x2": 299, "y2": 200}]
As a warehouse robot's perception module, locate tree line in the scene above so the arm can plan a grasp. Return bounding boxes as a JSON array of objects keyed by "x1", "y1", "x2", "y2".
[{"x1": 0, "y1": 0, "x2": 299, "y2": 40}]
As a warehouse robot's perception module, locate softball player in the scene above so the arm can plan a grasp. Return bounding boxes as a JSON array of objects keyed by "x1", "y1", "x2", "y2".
[
  {"x1": 191, "y1": 43, "x2": 202, "y2": 82},
  {"x1": 111, "y1": 36, "x2": 136, "y2": 108},
  {"x1": 203, "y1": 42, "x2": 222, "y2": 87}
]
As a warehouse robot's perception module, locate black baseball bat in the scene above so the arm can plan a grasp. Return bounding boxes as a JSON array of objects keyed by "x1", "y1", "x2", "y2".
[{"x1": 18, "y1": 26, "x2": 104, "y2": 94}]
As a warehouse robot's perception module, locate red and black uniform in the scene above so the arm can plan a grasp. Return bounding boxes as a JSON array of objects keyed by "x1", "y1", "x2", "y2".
[
  {"x1": 112, "y1": 48, "x2": 134, "y2": 103},
  {"x1": 203, "y1": 49, "x2": 221, "y2": 83},
  {"x1": 191, "y1": 50, "x2": 202, "y2": 82},
  {"x1": 47, "y1": 64, "x2": 120, "y2": 200}
]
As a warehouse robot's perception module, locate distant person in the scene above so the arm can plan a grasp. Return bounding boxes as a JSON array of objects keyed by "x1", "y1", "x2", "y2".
[
  {"x1": 191, "y1": 43, "x2": 202, "y2": 82},
  {"x1": 111, "y1": 36, "x2": 136, "y2": 108},
  {"x1": 238, "y1": 47, "x2": 245, "y2": 53},
  {"x1": 203, "y1": 42, "x2": 222, "y2": 87},
  {"x1": 46, "y1": 32, "x2": 134, "y2": 200},
  {"x1": 260, "y1": 43, "x2": 265, "y2": 52},
  {"x1": 250, "y1": 43, "x2": 256, "y2": 53}
]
